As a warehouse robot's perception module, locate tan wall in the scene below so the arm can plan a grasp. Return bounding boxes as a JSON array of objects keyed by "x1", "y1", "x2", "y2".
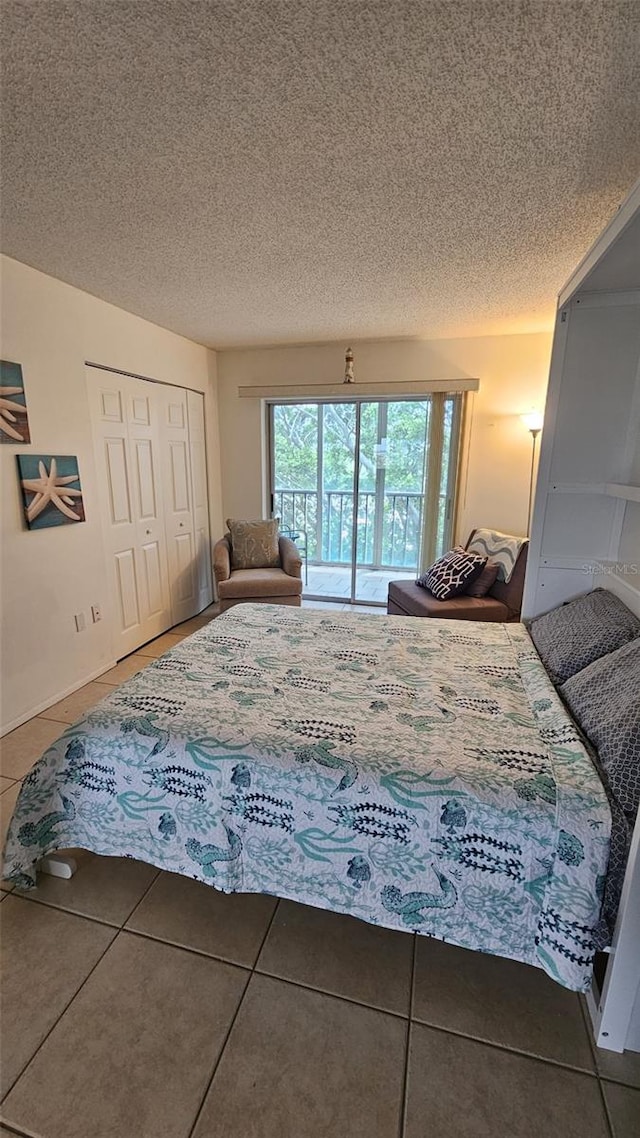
[
  {"x1": 217, "y1": 332, "x2": 552, "y2": 542},
  {"x1": 0, "y1": 256, "x2": 221, "y2": 732}
]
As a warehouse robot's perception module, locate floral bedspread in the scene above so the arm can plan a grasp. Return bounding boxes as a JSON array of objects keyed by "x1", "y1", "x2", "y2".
[{"x1": 2, "y1": 604, "x2": 611, "y2": 991}]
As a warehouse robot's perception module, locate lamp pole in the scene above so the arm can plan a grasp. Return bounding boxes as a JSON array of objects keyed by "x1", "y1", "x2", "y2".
[
  {"x1": 527, "y1": 427, "x2": 541, "y2": 537},
  {"x1": 521, "y1": 412, "x2": 543, "y2": 538}
]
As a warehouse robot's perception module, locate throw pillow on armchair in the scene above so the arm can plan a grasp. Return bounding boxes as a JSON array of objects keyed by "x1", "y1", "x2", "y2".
[{"x1": 226, "y1": 517, "x2": 280, "y2": 569}]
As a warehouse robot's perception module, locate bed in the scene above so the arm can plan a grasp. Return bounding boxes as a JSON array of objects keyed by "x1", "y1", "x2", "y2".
[{"x1": 2, "y1": 603, "x2": 615, "y2": 992}]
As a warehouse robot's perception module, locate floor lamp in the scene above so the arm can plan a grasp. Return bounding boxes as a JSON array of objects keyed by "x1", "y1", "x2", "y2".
[{"x1": 521, "y1": 412, "x2": 543, "y2": 537}]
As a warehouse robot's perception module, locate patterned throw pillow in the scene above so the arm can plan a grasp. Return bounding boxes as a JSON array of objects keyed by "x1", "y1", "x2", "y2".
[
  {"x1": 529, "y1": 588, "x2": 640, "y2": 686},
  {"x1": 561, "y1": 638, "x2": 640, "y2": 821},
  {"x1": 416, "y1": 546, "x2": 487, "y2": 600},
  {"x1": 227, "y1": 517, "x2": 280, "y2": 570},
  {"x1": 464, "y1": 561, "x2": 499, "y2": 598}
]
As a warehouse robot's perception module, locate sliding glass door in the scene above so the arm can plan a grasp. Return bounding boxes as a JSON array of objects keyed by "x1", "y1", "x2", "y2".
[
  {"x1": 270, "y1": 395, "x2": 462, "y2": 606},
  {"x1": 354, "y1": 400, "x2": 430, "y2": 602},
  {"x1": 271, "y1": 402, "x2": 357, "y2": 600}
]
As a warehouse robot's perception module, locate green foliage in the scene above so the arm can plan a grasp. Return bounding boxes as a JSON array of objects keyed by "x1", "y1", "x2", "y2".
[
  {"x1": 272, "y1": 398, "x2": 457, "y2": 566},
  {"x1": 273, "y1": 401, "x2": 431, "y2": 493}
]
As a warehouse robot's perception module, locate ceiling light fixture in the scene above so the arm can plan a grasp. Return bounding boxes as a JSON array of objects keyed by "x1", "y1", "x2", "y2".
[{"x1": 343, "y1": 346, "x2": 354, "y2": 384}]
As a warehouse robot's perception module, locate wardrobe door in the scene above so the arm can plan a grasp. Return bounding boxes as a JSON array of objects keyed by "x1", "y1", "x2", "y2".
[
  {"x1": 187, "y1": 390, "x2": 213, "y2": 613},
  {"x1": 88, "y1": 371, "x2": 172, "y2": 658},
  {"x1": 159, "y1": 386, "x2": 199, "y2": 625}
]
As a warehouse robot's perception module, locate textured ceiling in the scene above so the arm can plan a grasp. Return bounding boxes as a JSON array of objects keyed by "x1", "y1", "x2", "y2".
[{"x1": 1, "y1": 1, "x2": 639, "y2": 349}]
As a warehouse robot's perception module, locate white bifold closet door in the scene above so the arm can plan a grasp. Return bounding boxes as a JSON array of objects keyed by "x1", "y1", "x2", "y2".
[
  {"x1": 89, "y1": 372, "x2": 173, "y2": 658},
  {"x1": 187, "y1": 389, "x2": 214, "y2": 614},
  {"x1": 158, "y1": 385, "x2": 200, "y2": 627},
  {"x1": 89, "y1": 369, "x2": 212, "y2": 659}
]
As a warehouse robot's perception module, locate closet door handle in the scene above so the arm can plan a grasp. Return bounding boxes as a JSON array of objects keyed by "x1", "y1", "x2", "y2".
[
  {"x1": 179, "y1": 522, "x2": 184, "y2": 527},
  {"x1": 146, "y1": 529, "x2": 151, "y2": 535}
]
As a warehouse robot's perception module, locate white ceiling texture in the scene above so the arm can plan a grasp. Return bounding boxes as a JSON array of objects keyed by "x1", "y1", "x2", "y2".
[{"x1": 1, "y1": 0, "x2": 639, "y2": 348}]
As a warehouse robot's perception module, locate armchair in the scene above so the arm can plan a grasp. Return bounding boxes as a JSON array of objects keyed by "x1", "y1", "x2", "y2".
[{"x1": 214, "y1": 533, "x2": 303, "y2": 611}]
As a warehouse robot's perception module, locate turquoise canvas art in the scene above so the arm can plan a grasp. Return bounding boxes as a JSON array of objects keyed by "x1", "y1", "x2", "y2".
[
  {"x1": 17, "y1": 454, "x2": 85, "y2": 529},
  {"x1": 1, "y1": 359, "x2": 31, "y2": 443}
]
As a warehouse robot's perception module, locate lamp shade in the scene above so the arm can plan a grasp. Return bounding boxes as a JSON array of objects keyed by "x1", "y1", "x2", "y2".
[{"x1": 520, "y1": 411, "x2": 544, "y2": 433}]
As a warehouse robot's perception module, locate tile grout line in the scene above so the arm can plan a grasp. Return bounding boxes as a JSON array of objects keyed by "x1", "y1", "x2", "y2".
[
  {"x1": 83, "y1": 906, "x2": 622, "y2": 1086},
  {"x1": 406, "y1": 1015, "x2": 602, "y2": 1079},
  {"x1": 575, "y1": 995, "x2": 637, "y2": 1089},
  {"x1": 122, "y1": 923, "x2": 257, "y2": 971},
  {"x1": 0, "y1": 870, "x2": 162, "y2": 1108},
  {"x1": 7, "y1": 853, "x2": 629, "y2": 1090},
  {"x1": 118, "y1": 868, "x2": 163, "y2": 931},
  {"x1": 578, "y1": 998, "x2": 618, "y2": 1138},
  {"x1": 13, "y1": 863, "x2": 164, "y2": 934},
  {"x1": 11, "y1": 891, "x2": 123, "y2": 931},
  {"x1": 579, "y1": 996, "x2": 605, "y2": 1083},
  {"x1": 185, "y1": 967, "x2": 253, "y2": 1138},
  {"x1": 5, "y1": 854, "x2": 633, "y2": 1133},
  {"x1": 399, "y1": 934, "x2": 417, "y2": 1138},
  {"x1": 251, "y1": 962, "x2": 410, "y2": 1022},
  {"x1": 186, "y1": 898, "x2": 282, "y2": 1138},
  {"x1": 597, "y1": 1079, "x2": 616, "y2": 1138},
  {"x1": 0, "y1": 1118, "x2": 43, "y2": 1138},
  {"x1": 0, "y1": 920, "x2": 117, "y2": 1106},
  {"x1": 35, "y1": 716, "x2": 81, "y2": 726},
  {"x1": 102, "y1": 919, "x2": 408, "y2": 1023}
]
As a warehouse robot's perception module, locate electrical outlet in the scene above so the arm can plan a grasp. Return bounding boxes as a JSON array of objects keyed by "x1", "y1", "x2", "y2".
[
  {"x1": 74, "y1": 612, "x2": 86, "y2": 632},
  {"x1": 91, "y1": 604, "x2": 102, "y2": 623}
]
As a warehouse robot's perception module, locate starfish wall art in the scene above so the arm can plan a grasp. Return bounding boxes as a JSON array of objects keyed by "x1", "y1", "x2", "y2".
[
  {"x1": 1, "y1": 359, "x2": 31, "y2": 443},
  {"x1": 17, "y1": 455, "x2": 85, "y2": 530}
]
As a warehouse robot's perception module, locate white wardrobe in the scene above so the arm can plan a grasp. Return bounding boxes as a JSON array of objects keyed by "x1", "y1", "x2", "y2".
[
  {"x1": 88, "y1": 366, "x2": 213, "y2": 658},
  {"x1": 522, "y1": 178, "x2": 640, "y2": 1054}
]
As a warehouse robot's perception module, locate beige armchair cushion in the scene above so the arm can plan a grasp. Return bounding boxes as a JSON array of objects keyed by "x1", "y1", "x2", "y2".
[
  {"x1": 218, "y1": 568, "x2": 302, "y2": 600},
  {"x1": 227, "y1": 517, "x2": 280, "y2": 570}
]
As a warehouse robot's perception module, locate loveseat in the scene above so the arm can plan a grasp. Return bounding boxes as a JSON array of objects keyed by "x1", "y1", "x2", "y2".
[{"x1": 387, "y1": 531, "x2": 528, "y2": 622}]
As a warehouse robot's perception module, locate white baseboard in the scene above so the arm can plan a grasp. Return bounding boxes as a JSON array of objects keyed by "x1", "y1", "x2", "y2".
[{"x1": 0, "y1": 660, "x2": 118, "y2": 737}]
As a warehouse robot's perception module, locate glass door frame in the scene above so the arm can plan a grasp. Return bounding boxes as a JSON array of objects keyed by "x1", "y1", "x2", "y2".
[{"x1": 267, "y1": 394, "x2": 464, "y2": 607}]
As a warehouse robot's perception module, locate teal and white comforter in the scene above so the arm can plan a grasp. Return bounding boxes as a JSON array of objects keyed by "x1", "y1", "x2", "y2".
[{"x1": 2, "y1": 604, "x2": 611, "y2": 991}]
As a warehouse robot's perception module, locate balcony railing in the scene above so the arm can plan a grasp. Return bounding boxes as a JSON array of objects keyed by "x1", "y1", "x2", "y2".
[{"x1": 273, "y1": 489, "x2": 427, "y2": 569}]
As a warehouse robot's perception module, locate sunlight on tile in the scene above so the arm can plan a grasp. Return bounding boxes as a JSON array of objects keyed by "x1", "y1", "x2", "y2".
[
  {"x1": 39, "y1": 682, "x2": 112, "y2": 725},
  {"x1": 137, "y1": 632, "x2": 190, "y2": 658},
  {"x1": 97, "y1": 653, "x2": 151, "y2": 686},
  {"x1": 0, "y1": 717, "x2": 65, "y2": 780}
]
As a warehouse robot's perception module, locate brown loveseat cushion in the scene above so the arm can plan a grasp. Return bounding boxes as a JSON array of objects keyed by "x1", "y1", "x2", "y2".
[{"x1": 387, "y1": 580, "x2": 509, "y2": 621}]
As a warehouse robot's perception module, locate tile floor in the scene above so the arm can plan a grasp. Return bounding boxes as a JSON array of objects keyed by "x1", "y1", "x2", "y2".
[{"x1": 1, "y1": 601, "x2": 639, "y2": 1138}]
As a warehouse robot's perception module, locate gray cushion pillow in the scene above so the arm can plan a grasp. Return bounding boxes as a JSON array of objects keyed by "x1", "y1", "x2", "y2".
[
  {"x1": 464, "y1": 561, "x2": 499, "y2": 598},
  {"x1": 561, "y1": 638, "x2": 640, "y2": 820},
  {"x1": 529, "y1": 588, "x2": 640, "y2": 686}
]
